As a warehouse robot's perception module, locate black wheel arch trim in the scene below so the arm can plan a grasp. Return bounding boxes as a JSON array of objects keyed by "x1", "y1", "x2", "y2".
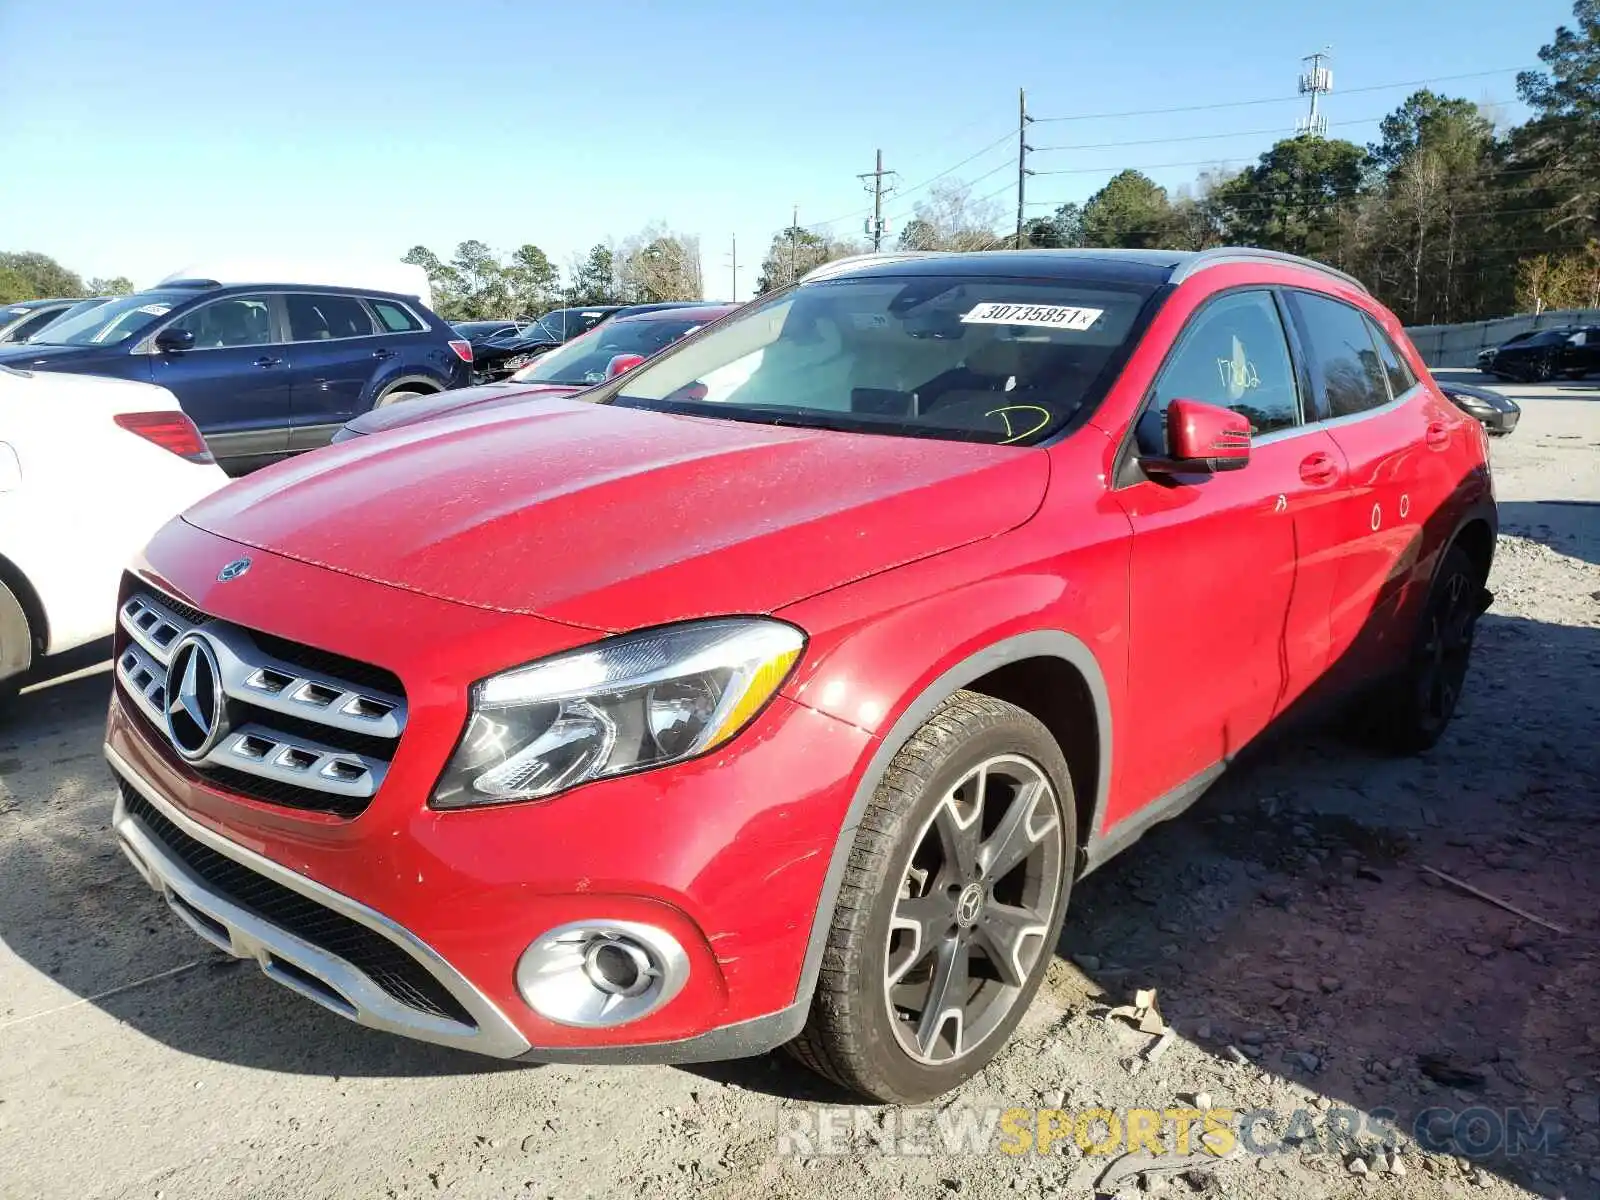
[{"x1": 790, "y1": 629, "x2": 1113, "y2": 1015}]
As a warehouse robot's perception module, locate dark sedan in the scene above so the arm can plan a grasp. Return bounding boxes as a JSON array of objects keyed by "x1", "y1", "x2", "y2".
[
  {"x1": 0, "y1": 298, "x2": 82, "y2": 344},
  {"x1": 334, "y1": 302, "x2": 737, "y2": 441},
  {"x1": 1481, "y1": 326, "x2": 1599, "y2": 381},
  {"x1": 470, "y1": 305, "x2": 623, "y2": 381},
  {"x1": 470, "y1": 302, "x2": 716, "y2": 383},
  {"x1": 1438, "y1": 379, "x2": 1520, "y2": 436}
]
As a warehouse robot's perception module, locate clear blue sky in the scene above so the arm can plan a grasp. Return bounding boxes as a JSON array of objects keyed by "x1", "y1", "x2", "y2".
[{"x1": 0, "y1": 0, "x2": 1568, "y2": 301}]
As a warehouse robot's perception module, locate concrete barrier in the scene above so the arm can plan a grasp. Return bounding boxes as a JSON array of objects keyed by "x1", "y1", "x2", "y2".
[{"x1": 1404, "y1": 309, "x2": 1600, "y2": 368}]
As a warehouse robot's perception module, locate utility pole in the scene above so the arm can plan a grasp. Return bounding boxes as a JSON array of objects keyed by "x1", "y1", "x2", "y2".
[
  {"x1": 1297, "y1": 49, "x2": 1333, "y2": 137},
  {"x1": 791, "y1": 204, "x2": 799, "y2": 279},
  {"x1": 727, "y1": 234, "x2": 738, "y2": 301},
  {"x1": 1016, "y1": 88, "x2": 1035, "y2": 248},
  {"x1": 858, "y1": 150, "x2": 898, "y2": 252}
]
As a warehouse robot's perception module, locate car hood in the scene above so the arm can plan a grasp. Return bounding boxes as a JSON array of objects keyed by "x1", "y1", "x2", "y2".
[
  {"x1": 343, "y1": 382, "x2": 580, "y2": 436},
  {"x1": 182, "y1": 398, "x2": 1050, "y2": 631},
  {"x1": 0, "y1": 342, "x2": 106, "y2": 366}
]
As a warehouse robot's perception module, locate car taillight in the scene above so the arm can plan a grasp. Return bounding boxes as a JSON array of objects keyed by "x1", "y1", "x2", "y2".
[
  {"x1": 113, "y1": 411, "x2": 214, "y2": 464},
  {"x1": 448, "y1": 339, "x2": 473, "y2": 363}
]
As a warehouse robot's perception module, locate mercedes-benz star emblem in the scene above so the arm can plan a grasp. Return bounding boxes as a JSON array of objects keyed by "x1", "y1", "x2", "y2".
[
  {"x1": 164, "y1": 635, "x2": 228, "y2": 761},
  {"x1": 217, "y1": 557, "x2": 252, "y2": 582},
  {"x1": 955, "y1": 883, "x2": 985, "y2": 929}
]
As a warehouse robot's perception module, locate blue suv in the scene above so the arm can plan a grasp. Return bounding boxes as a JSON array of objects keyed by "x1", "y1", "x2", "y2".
[{"x1": 0, "y1": 280, "x2": 471, "y2": 473}]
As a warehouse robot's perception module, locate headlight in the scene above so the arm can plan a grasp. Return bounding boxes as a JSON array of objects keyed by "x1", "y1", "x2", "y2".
[{"x1": 431, "y1": 619, "x2": 805, "y2": 808}]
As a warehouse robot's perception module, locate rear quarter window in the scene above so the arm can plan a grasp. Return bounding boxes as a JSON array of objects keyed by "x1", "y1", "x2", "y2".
[
  {"x1": 1364, "y1": 317, "x2": 1418, "y2": 397},
  {"x1": 369, "y1": 300, "x2": 424, "y2": 333}
]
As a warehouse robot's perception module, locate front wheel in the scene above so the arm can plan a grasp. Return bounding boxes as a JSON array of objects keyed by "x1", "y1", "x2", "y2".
[{"x1": 787, "y1": 691, "x2": 1074, "y2": 1103}]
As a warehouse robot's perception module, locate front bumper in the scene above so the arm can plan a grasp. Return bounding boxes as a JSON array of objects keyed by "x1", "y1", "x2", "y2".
[
  {"x1": 106, "y1": 524, "x2": 873, "y2": 1061},
  {"x1": 111, "y1": 746, "x2": 529, "y2": 1058}
]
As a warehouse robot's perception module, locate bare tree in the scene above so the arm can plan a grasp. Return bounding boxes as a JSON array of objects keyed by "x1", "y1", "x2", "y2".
[
  {"x1": 616, "y1": 223, "x2": 703, "y2": 302},
  {"x1": 896, "y1": 180, "x2": 1005, "y2": 251}
]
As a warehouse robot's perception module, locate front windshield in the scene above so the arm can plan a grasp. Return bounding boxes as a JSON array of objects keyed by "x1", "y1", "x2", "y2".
[
  {"x1": 512, "y1": 316, "x2": 716, "y2": 385},
  {"x1": 27, "y1": 297, "x2": 109, "y2": 341},
  {"x1": 30, "y1": 289, "x2": 198, "y2": 347},
  {"x1": 606, "y1": 274, "x2": 1157, "y2": 445}
]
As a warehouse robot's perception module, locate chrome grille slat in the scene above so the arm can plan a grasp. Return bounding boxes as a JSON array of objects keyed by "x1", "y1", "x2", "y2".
[
  {"x1": 120, "y1": 594, "x2": 199, "y2": 668},
  {"x1": 116, "y1": 641, "x2": 169, "y2": 728},
  {"x1": 115, "y1": 589, "x2": 406, "y2": 813},
  {"x1": 216, "y1": 723, "x2": 386, "y2": 799}
]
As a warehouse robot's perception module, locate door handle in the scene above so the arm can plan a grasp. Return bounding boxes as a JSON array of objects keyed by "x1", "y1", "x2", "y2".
[
  {"x1": 254, "y1": 355, "x2": 283, "y2": 368},
  {"x1": 371, "y1": 348, "x2": 395, "y2": 360},
  {"x1": 1426, "y1": 420, "x2": 1451, "y2": 449},
  {"x1": 1299, "y1": 451, "x2": 1340, "y2": 486}
]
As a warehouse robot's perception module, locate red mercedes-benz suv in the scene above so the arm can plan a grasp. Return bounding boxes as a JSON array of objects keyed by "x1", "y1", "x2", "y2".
[{"x1": 106, "y1": 248, "x2": 1495, "y2": 1103}]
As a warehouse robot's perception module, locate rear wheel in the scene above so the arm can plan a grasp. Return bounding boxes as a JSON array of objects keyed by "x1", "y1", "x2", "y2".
[
  {"x1": 787, "y1": 692, "x2": 1074, "y2": 1103},
  {"x1": 1369, "y1": 544, "x2": 1487, "y2": 754}
]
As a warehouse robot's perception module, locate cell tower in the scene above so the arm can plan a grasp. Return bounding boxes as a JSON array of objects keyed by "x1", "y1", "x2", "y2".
[{"x1": 1297, "y1": 49, "x2": 1333, "y2": 137}]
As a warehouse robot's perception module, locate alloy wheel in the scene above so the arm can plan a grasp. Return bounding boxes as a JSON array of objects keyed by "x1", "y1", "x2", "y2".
[
  {"x1": 883, "y1": 754, "x2": 1064, "y2": 1065},
  {"x1": 1415, "y1": 566, "x2": 1477, "y2": 731}
]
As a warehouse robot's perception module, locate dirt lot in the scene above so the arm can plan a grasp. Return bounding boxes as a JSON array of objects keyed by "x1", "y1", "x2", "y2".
[{"x1": 1, "y1": 376, "x2": 1596, "y2": 1200}]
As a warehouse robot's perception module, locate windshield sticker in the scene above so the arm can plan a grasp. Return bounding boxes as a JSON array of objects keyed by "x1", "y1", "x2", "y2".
[
  {"x1": 135, "y1": 303, "x2": 172, "y2": 316},
  {"x1": 961, "y1": 303, "x2": 1103, "y2": 331},
  {"x1": 849, "y1": 312, "x2": 890, "y2": 329}
]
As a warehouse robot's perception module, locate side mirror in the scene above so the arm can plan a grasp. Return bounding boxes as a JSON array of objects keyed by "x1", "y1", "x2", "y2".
[
  {"x1": 155, "y1": 327, "x2": 195, "y2": 353},
  {"x1": 1143, "y1": 398, "x2": 1251, "y2": 475},
  {"x1": 604, "y1": 352, "x2": 645, "y2": 379}
]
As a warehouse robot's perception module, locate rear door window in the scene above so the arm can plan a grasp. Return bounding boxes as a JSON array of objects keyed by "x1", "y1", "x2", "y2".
[
  {"x1": 1284, "y1": 292, "x2": 1392, "y2": 420},
  {"x1": 370, "y1": 300, "x2": 423, "y2": 333},
  {"x1": 287, "y1": 294, "x2": 376, "y2": 341}
]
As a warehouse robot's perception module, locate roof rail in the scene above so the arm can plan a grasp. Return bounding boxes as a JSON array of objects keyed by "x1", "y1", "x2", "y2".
[{"x1": 1170, "y1": 247, "x2": 1369, "y2": 294}]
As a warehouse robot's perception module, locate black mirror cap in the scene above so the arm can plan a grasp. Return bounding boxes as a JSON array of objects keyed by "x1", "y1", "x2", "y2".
[{"x1": 155, "y1": 327, "x2": 196, "y2": 353}]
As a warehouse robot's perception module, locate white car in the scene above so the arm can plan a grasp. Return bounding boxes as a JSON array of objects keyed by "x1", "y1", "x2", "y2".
[{"x1": 1, "y1": 365, "x2": 229, "y2": 708}]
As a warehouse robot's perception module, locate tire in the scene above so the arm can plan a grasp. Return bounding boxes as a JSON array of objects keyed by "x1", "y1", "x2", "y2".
[
  {"x1": 0, "y1": 579, "x2": 33, "y2": 719},
  {"x1": 787, "y1": 691, "x2": 1075, "y2": 1103},
  {"x1": 376, "y1": 389, "x2": 424, "y2": 408},
  {"x1": 1533, "y1": 355, "x2": 1557, "y2": 383},
  {"x1": 1367, "y1": 544, "x2": 1487, "y2": 755}
]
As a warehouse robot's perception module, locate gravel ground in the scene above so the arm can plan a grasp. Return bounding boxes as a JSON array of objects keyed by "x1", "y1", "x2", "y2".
[{"x1": 1, "y1": 377, "x2": 1596, "y2": 1200}]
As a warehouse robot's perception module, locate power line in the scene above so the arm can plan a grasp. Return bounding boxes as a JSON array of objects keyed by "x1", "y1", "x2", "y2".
[
  {"x1": 1028, "y1": 65, "x2": 1533, "y2": 124},
  {"x1": 1029, "y1": 158, "x2": 1564, "y2": 180},
  {"x1": 800, "y1": 128, "x2": 1016, "y2": 233},
  {"x1": 1030, "y1": 112, "x2": 1397, "y2": 154}
]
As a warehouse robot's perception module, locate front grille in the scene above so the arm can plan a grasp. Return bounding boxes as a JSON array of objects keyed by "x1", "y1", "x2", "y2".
[
  {"x1": 122, "y1": 784, "x2": 473, "y2": 1025},
  {"x1": 124, "y1": 699, "x2": 368, "y2": 817},
  {"x1": 250, "y1": 630, "x2": 404, "y2": 698},
  {"x1": 115, "y1": 586, "x2": 407, "y2": 818}
]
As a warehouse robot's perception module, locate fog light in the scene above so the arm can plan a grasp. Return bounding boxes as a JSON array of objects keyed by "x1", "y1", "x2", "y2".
[
  {"x1": 516, "y1": 921, "x2": 688, "y2": 1027},
  {"x1": 584, "y1": 939, "x2": 652, "y2": 997}
]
